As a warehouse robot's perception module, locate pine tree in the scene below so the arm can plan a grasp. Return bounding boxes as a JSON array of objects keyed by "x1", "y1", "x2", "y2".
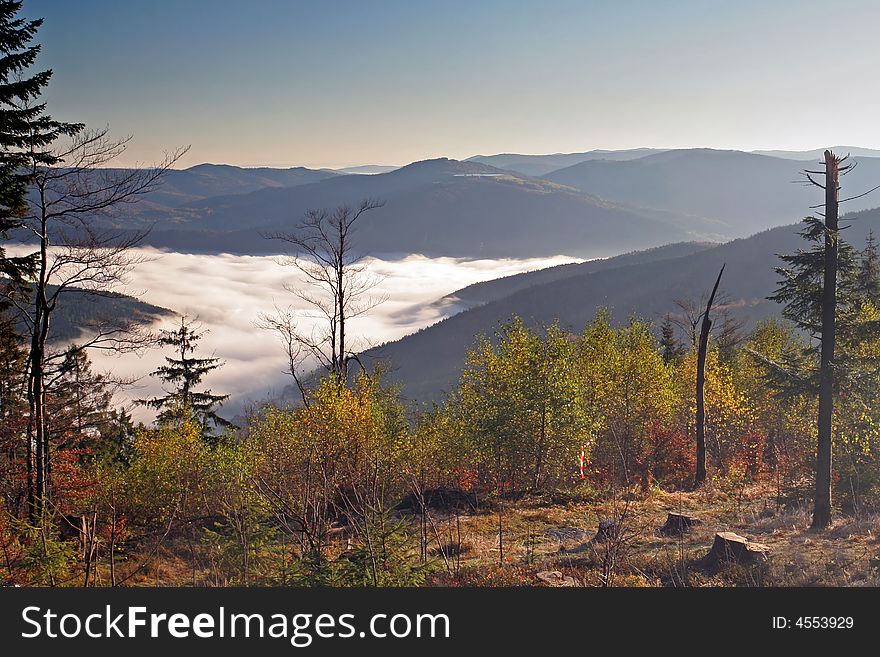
[
  {"x1": 50, "y1": 347, "x2": 113, "y2": 444},
  {"x1": 0, "y1": 2, "x2": 84, "y2": 519},
  {"x1": 768, "y1": 152, "x2": 880, "y2": 528},
  {"x1": 0, "y1": 1, "x2": 79, "y2": 283},
  {"x1": 856, "y1": 231, "x2": 880, "y2": 301},
  {"x1": 716, "y1": 308, "x2": 745, "y2": 366},
  {"x1": 659, "y1": 314, "x2": 683, "y2": 364},
  {"x1": 140, "y1": 316, "x2": 231, "y2": 436},
  {"x1": 0, "y1": 309, "x2": 22, "y2": 414}
]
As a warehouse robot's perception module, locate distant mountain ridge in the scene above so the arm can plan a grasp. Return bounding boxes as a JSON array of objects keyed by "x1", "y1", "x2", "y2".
[
  {"x1": 466, "y1": 148, "x2": 668, "y2": 176},
  {"x1": 542, "y1": 148, "x2": 880, "y2": 238},
  {"x1": 467, "y1": 146, "x2": 880, "y2": 176},
  {"x1": 135, "y1": 163, "x2": 339, "y2": 208},
  {"x1": 74, "y1": 158, "x2": 708, "y2": 258},
  {"x1": 443, "y1": 241, "x2": 715, "y2": 310},
  {"x1": 27, "y1": 147, "x2": 880, "y2": 260},
  {"x1": 752, "y1": 146, "x2": 880, "y2": 160}
]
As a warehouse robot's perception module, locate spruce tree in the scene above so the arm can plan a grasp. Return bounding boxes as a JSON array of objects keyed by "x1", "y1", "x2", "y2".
[
  {"x1": 0, "y1": 1, "x2": 82, "y2": 519},
  {"x1": 659, "y1": 314, "x2": 683, "y2": 364},
  {"x1": 856, "y1": 231, "x2": 880, "y2": 300},
  {"x1": 140, "y1": 316, "x2": 232, "y2": 436},
  {"x1": 0, "y1": 1, "x2": 79, "y2": 283},
  {"x1": 769, "y1": 153, "x2": 880, "y2": 527}
]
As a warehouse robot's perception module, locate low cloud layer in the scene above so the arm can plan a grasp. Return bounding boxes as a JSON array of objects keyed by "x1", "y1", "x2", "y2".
[{"x1": 40, "y1": 248, "x2": 580, "y2": 420}]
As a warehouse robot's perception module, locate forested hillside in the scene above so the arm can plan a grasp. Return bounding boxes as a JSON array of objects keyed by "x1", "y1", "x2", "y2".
[{"x1": 362, "y1": 207, "x2": 880, "y2": 403}]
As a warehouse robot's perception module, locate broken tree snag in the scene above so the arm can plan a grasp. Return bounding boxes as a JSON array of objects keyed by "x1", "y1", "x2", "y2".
[
  {"x1": 705, "y1": 532, "x2": 769, "y2": 566},
  {"x1": 593, "y1": 519, "x2": 617, "y2": 543},
  {"x1": 659, "y1": 512, "x2": 702, "y2": 536},
  {"x1": 694, "y1": 264, "x2": 726, "y2": 488}
]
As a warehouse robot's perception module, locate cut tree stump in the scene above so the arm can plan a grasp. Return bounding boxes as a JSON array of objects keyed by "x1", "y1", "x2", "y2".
[
  {"x1": 593, "y1": 519, "x2": 617, "y2": 543},
  {"x1": 704, "y1": 532, "x2": 769, "y2": 566},
  {"x1": 536, "y1": 570, "x2": 577, "y2": 587},
  {"x1": 659, "y1": 512, "x2": 702, "y2": 536},
  {"x1": 560, "y1": 520, "x2": 618, "y2": 553}
]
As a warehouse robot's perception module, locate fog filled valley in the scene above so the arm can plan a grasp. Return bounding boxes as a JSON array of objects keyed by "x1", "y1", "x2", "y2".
[
  {"x1": 6, "y1": 245, "x2": 581, "y2": 419},
  {"x1": 16, "y1": 148, "x2": 880, "y2": 418}
]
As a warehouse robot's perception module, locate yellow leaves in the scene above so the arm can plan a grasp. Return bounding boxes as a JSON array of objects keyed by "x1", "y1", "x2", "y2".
[
  {"x1": 124, "y1": 405, "x2": 212, "y2": 521},
  {"x1": 676, "y1": 347, "x2": 754, "y2": 436},
  {"x1": 579, "y1": 312, "x2": 676, "y2": 433},
  {"x1": 244, "y1": 375, "x2": 409, "y2": 516}
]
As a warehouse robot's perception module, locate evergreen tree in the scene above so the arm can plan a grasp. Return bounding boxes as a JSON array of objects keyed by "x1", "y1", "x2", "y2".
[
  {"x1": 659, "y1": 314, "x2": 683, "y2": 364},
  {"x1": 769, "y1": 216, "x2": 868, "y2": 392},
  {"x1": 0, "y1": 0, "x2": 82, "y2": 520},
  {"x1": 715, "y1": 308, "x2": 745, "y2": 366},
  {"x1": 856, "y1": 231, "x2": 880, "y2": 301},
  {"x1": 0, "y1": 309, "x2": 22, "y2": 415},
  {"x1": 140, "y1": 316, "x2": 231, "y2": 436},
  {"x1": 49, "y1": 347, "x2": 113, "y2": 444},
  {"x1": 0, "y1": 1, "x2": 79, "y2": 283},
  {"x1": 769, "y1": 154, "x2": 880, "y2": 527}
]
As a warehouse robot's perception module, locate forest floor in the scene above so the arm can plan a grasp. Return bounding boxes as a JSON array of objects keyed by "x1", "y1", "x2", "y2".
[
  {"x1": 117, "y1": 483, "x2": 880, "y2": 587},
  {"x1": 425, "y1": 483, "x2": 880, "y2": 587}
]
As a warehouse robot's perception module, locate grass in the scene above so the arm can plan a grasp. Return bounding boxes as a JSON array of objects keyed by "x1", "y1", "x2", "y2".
[
  {"x1": 427, "y1": 483, "x2": 880, "y2": 587},
  {"x1": 103, "y1": 482, "x2": 880, "y2": 587}
]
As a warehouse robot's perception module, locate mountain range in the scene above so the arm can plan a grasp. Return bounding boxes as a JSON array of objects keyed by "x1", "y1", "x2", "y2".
[
  {"x1": 42, "y1": 146, "x2": 880, "y2": 259},
  {"x1": 25, "y1": 145, "x2": 880, "y2": 408},
  {"x1": 83, "y1": 158, "x2": 708, "y2": 258}
]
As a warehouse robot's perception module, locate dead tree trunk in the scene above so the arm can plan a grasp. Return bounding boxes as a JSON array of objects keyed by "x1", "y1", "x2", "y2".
[
  {"x1": 813, "y1": 150, "x2": 840, "y2": 530},
  {"x1": 694, "y1": 264, "x2": 725, "y2": 488}
]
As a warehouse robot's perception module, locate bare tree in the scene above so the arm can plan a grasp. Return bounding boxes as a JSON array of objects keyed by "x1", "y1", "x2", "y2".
[
  {"x1": 4, "y1": 127, "x2": 186, "y2": 519},
  {"x1": 260, "y1": 199, "x2": 385, "y2": 399},
  {"x1": 670, "y1": 297, "x2": 703, "y2": 350}
]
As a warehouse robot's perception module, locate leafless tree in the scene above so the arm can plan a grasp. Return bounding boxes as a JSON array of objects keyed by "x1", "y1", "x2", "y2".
[
  {"x1": 670, "y1": 297, "x2": 703, "y2": 350},
  {"x1": 260, "y1": 199, "x2": 385, "y2": 400},
  {"x1": 694, "y1": 265, "x2": 725, "y2": 488},
  {"x1": 3, "y1": 127, "x2": 186, "y2": 519}
]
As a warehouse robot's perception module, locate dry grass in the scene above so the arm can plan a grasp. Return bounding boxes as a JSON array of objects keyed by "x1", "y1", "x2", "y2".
[
  {"x1": 428, "y1": 483, "x2": 880, "y2": 587},
  {"x1": 104, "y1": 483, "x2": 880, "y2": 587}
]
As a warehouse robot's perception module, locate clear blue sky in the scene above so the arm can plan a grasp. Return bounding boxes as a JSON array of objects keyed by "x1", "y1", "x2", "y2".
[{"x1": 24, "y1": 0, "x2": 880, "y2": 168}]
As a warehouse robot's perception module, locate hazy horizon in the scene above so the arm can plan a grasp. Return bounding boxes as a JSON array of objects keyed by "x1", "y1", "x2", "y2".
[
  {"x1": 160, "y1": 144, "x2": 880, "y2": 171},
  {"x1": 25, "y1": 0, "x2": 880, "y2": 169}
]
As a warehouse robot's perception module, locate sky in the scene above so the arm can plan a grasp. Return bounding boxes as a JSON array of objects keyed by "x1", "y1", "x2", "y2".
[{"x1": 24, "y1": 0, "x2": 880, "y2": 169}]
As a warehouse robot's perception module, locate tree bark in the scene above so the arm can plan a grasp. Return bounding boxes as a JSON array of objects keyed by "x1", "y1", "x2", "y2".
[
  {"x1": 813, "y1": 150, "x2": 840, "y2": 530},
  {"x1": 694, "y1": 265, "x2": 725, "y2": 488}
]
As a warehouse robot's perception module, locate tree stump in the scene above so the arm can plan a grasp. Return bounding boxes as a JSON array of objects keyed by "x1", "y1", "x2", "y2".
[
  {"x1": 704, "y1": 532, "x2": 769, "y2": 566},
  {"x1": 593, "y1": 519, "x2": 617, "y2": 543},
  {"x1": 536, "y1": 570, "x2": 577, "y2": 587},
  {"x1": 659, "y1": 512, "x2": 702, "y2": 536}
]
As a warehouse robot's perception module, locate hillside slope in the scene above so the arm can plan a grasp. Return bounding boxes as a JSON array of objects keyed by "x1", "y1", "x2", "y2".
[
  {"x1": 445, "y1": 241, "x2": 714, "y2": 309},
  {"x1": 360, "y1": 207, "x2": 880, "y2": 403}
]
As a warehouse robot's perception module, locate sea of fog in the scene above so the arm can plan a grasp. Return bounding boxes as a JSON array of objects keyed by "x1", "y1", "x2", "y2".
[{"x1": 13, "y1": 247, "x2": 582, "y2": 420}]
